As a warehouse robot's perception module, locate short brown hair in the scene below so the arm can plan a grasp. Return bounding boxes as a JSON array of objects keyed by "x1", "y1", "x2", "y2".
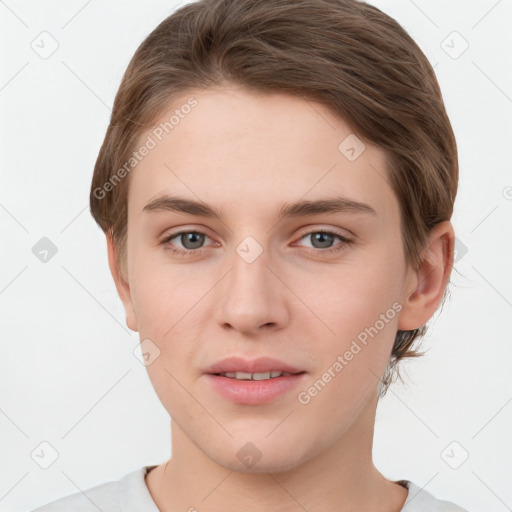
[{"x1": 90, "y1": 0, "x2": 458, "y2": 396}]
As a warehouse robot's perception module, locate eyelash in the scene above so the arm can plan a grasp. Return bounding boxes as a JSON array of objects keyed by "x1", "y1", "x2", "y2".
[{"x1": 161, "y1": 229, "x2": 353, "y2": 257}]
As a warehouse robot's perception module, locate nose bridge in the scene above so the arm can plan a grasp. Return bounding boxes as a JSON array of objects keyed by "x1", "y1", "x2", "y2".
[{"x1": 215, "y1": 234, "x2": 287, "y2": 332}]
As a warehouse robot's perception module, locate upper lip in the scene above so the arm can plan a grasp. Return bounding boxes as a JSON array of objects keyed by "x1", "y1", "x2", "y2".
[{"x1": 205, "y1": 356, "x2": 305, "y2": 375}]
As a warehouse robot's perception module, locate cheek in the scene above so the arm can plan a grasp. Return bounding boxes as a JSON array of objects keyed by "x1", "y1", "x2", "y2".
[
  {"x1": 300, "y1": 254, "x2": 403, "y2": 336},
  {"x1": 294, "y1": 250, "x2": 404, "y2": 390},
  {"x1": 294, "y1": 273, "x2": 401, "y2": 425},
  {"x1": 129, "y1": 245, "x2": 195, "y2": 325},
  {"x1": 129, "y1": 265, "x2": 207, "y2": 415}
]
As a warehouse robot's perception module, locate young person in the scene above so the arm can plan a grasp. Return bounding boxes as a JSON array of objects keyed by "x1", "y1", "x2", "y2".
[{"x1": 33, "y1": 0, "x2": 467, "y2": 510}]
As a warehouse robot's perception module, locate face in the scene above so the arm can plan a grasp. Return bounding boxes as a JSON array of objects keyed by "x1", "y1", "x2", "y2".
[{"x1": 112, "y1": 86, "x2": 423, "y2": 473}]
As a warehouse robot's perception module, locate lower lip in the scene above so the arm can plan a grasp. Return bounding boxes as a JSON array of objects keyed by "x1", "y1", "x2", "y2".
[{"x1": 205, "y1": 373, "x2": 307, "y2": 405}]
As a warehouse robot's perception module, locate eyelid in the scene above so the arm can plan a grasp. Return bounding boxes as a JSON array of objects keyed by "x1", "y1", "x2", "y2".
[
  {"x1": 294, "y1": 225, "x2": 353, "y2": 241},
  {"x1": 162, "y1": 226, "x2": 349, "y2": 242},
  {"x1": 160, "y1": 224, "x2": 215, "y2": 240}
]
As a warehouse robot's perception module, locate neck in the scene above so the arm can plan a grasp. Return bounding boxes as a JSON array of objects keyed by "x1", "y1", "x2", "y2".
[{"x1": 146, "y1": 392, "x2": 408, "y2": 512}]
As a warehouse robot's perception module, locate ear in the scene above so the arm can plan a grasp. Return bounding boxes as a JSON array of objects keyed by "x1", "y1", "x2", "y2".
[
  {"x1": 106, "y1": 232, "x2": 139, "y2": 332},
  {"x1": 397, "y1": 221, "x2": 455, "y2": 331}
]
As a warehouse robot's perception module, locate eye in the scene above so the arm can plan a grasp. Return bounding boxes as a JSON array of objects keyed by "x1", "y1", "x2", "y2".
[
  {"x1": 162, "y1": 230, "x2": 215, "y2": 256},
  {"x1": 295, "y1": 229, "x2": 353, "y2": 254}
]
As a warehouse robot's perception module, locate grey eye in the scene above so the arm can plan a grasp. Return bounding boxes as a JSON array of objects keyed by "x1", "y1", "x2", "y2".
[
  {"x1": 178, "y1": 232, "x2": 205, "y2": 250},
  {"x1": 306, "y1": 232, "x2": 337, "y2": 249}
]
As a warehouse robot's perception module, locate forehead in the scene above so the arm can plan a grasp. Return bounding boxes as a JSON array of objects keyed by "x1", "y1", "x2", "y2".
[{"x1": 127, "y1": 87, "x2": 398, "y2": 225}]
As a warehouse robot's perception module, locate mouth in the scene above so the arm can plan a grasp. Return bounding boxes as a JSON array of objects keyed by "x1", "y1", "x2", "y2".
[
  {"x1": 212, "y1": 370, "x2": 305, "y2": 380},
  {"x1": 204, "y1": 356, "x2": 307, "y2": 404}
]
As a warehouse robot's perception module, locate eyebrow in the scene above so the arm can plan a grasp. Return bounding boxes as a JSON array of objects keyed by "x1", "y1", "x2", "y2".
[{"x1": 142, "y1": 194, "x2": 377, "y2": 220}]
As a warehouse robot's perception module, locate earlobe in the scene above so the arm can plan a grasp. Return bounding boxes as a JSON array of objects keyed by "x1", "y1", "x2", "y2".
[
  {"x1": 397, "y1": 221, "x2": 455, "y2": 331},
  {"x1": 106, "y1": 232, "x2": 139, "y2": 332}
]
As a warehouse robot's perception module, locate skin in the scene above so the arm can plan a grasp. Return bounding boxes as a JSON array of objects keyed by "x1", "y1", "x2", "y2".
[{"x1": 106, "y1": 86, "x2": 454, "y2": 512}]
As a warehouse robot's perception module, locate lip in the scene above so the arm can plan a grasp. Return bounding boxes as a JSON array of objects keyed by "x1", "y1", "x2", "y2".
[
  {"x1": 205, "y1": 373, "x2": 307, "y2": 405},
  {"x1": 204, "y1": 356, "x2": 304, "y2": 375},
  {"x1": 204, "y1": 356, "x2": 306, "y2": 405}
]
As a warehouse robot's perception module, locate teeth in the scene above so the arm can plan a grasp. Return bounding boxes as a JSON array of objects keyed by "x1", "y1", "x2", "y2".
[{"x1": 218, "y1": 371, "x2": 292, "y2": 380}]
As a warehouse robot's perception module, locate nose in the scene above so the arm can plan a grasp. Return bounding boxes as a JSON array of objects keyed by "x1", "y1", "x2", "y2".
[{"x1": 214, "y1": 240, "x2": 290, "y2": 335}]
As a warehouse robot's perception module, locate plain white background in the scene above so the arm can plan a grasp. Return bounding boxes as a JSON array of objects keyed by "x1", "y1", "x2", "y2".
[{"x1": 1, "y1": 1, "x2": 511, "y2": 511}]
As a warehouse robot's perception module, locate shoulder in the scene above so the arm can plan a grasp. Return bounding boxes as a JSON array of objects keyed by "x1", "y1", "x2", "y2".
[
  {"x1": 400, "y1": 481, "x2": 468, "y2": 512},
  {"x1": 30, "y1": 479, "x2": 122, "y2": 512},
  {"x1": 30, "y1": 466, "x2": 157, "y2": 512}
]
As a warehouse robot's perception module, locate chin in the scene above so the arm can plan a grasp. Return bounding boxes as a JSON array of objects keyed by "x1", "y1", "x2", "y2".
[
  {"x1": 204, "y1": 436, "x2": 311, "y2": 475},
  {"x1": 217, "y1": 453, "x2": 306, "y2": 475}
]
